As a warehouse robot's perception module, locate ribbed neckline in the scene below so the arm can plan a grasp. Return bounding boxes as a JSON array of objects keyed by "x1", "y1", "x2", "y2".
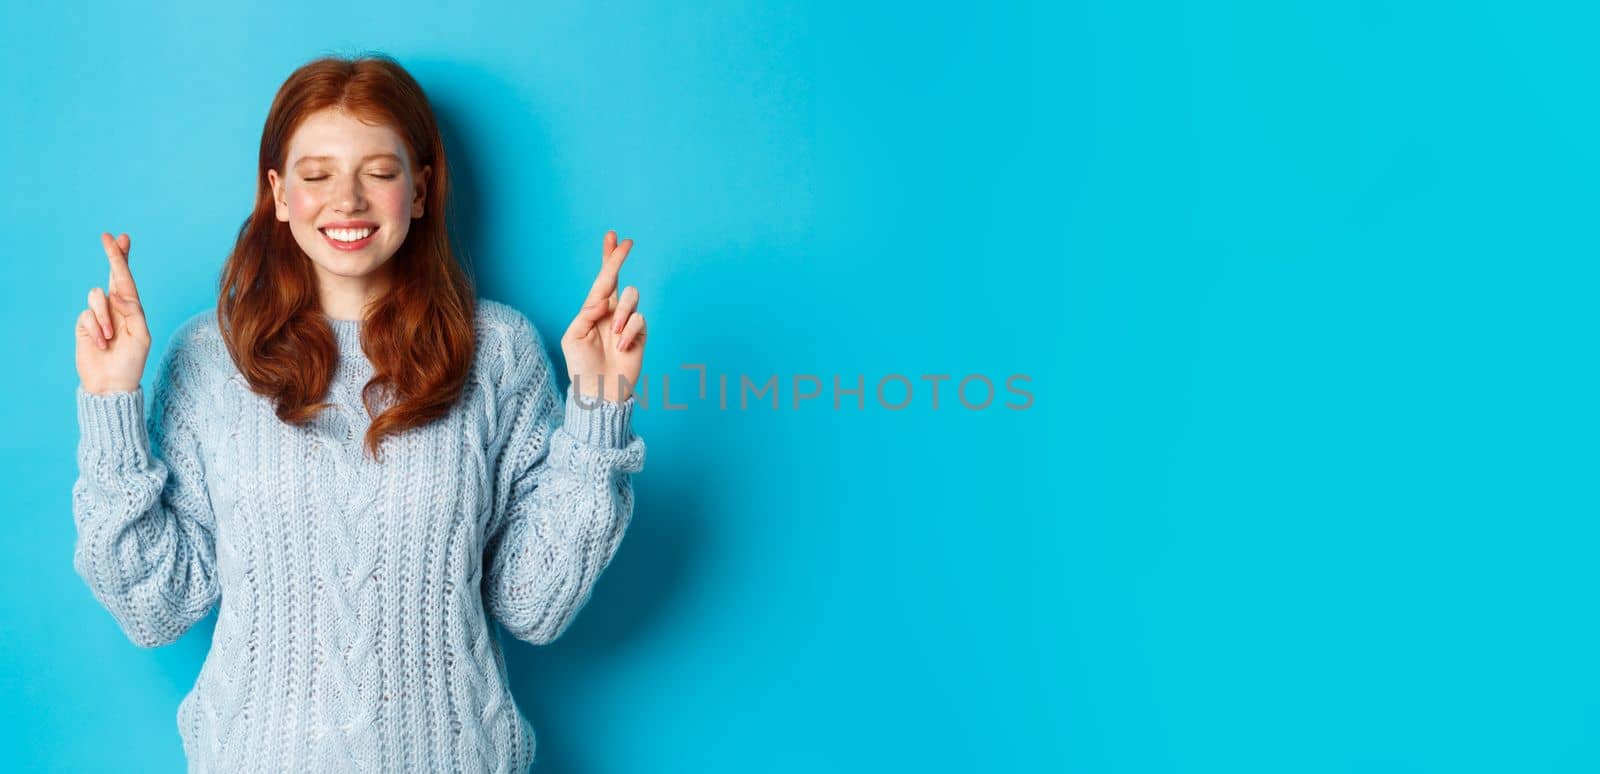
[{"x1": 322, "y1": 314, "x2": 366, "y2": 360}]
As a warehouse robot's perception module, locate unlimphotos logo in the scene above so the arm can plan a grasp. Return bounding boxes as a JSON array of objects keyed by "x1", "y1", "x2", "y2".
[{"x1": 572, "y1": 364, "x2": 1034, "y2": 411}]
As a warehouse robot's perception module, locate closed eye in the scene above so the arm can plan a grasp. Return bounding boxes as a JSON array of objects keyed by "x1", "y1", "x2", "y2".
[{"x1": 301, "y1": 174, "x2": 398, "y2": 181}]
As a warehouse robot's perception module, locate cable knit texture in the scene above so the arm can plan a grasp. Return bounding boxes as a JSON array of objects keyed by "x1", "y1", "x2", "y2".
[{"x1": 71, "y1": 299, "x2": 644, "y2": 773}]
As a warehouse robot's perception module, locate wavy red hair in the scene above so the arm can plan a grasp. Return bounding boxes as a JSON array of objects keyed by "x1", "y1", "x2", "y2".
[{"x1": 217, "y1": 53, "x2": 477, "y2": 463}]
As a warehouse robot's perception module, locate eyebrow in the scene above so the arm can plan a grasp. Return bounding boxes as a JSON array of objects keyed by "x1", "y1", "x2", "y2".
[{"x1": 293, "y1": 152, "x2": 402, "y2": 166}]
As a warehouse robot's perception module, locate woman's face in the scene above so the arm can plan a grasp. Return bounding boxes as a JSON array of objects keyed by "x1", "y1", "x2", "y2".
[{"x1": 266, "y1": 107, "x2": 430, "y2": 294}]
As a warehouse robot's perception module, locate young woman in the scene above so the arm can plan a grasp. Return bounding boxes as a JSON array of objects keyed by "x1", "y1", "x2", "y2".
[{"x1": 70, "y1": 54, "x2": 647, "y2": 773}]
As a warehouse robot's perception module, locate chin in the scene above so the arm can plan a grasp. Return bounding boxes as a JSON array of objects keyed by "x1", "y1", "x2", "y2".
[{"x1": 309, "y1": 252, "x2": 393, "y2": 279}]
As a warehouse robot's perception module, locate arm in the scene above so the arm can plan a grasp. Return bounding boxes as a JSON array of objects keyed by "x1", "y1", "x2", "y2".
[
  {"x1": 482, "y1": 319, "x2": 645, "y2": 645},
  {"x1": 71, "y1": 327, "x2": 221, "y2": 648}
]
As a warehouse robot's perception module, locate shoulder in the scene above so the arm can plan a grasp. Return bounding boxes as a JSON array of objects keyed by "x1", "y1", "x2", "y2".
[
  {"x1": 473, "y1": 298, "x2": 541, "y2": 346},
  {"x1": 146, "y1": 308, "x2": 231, "y2": 423},
  {"x1": 472, "y1": 297, "x2": 556, "y2": 393},
  {"x1": 171, "y1": 308, "x2": 223, "y2": 350},
  {"x1": 158, "y1": 308, "x2": 229, "y2": 384}
]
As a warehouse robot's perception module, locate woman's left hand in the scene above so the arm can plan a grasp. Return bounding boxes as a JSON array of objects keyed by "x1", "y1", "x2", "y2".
[{"x1": 562, "y1": 230, "x2": 646, "y2": 403}]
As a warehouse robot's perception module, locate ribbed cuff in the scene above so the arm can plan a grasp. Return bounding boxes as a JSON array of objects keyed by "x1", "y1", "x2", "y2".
[
  {"x1": 562, "y1": 383, "x2": 635, "y2": 449},
  {"x1": 76, "y1": 385, "x2": 152, "y2": 469}
]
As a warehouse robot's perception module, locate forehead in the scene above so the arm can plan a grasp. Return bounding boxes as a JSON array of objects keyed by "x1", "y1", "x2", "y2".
[{"x1": 287, "y1": 108, "x2": 409, "y2": 166}]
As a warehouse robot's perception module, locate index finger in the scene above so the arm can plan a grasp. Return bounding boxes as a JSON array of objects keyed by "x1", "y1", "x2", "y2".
[
  {"x1": 583, "y1": 235, "x2": 633, "y2": 305},
  {"x1": 101, "y1": 232, "x2": 139, "y2": 301}
]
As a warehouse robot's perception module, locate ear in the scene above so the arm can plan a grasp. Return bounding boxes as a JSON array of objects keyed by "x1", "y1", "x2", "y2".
[
  {"x1": 266, "y1": 169, "x2": 290, "y2": 222},
  {"x1": 412, "y1": 164, "x2": 431, "y2": 219}
]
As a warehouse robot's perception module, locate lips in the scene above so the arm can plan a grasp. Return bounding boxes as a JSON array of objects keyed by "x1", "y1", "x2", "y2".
[{"x1": 320, "y1": 225, "x2": 378, "y2": 251}]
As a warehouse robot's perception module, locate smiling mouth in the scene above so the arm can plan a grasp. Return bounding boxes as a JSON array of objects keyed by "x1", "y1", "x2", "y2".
[
  {"x1": 320, "y1": 225, "x2": 379, "y2": 243},
  {"x1": 319, "y1": 226, "x2": 379, "y2": 252}
]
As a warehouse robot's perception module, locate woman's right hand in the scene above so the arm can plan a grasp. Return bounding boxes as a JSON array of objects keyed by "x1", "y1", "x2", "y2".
[{"x1": 75, "y1": 232, "x2": 152, "y2": 395}]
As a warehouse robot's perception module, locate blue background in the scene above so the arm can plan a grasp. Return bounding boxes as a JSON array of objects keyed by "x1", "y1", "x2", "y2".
[{"x1": 3, "y1": 1, "x2": 1595, "y2": 771}]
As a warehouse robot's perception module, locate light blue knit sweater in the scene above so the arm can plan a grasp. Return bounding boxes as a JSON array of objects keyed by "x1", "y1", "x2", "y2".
[{"x1": 71, "y1": 298, "x2": 644, "y2": 773}]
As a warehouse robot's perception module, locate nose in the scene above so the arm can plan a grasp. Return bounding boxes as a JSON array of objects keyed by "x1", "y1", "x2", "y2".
[{"x1": 332, "y1": 175, "x2": 367, "y2": 215}]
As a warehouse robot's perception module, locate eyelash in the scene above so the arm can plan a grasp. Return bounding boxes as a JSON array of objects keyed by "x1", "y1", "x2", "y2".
[{"x1": 303, "y1": 174, "x2": 398, "y2": 181}]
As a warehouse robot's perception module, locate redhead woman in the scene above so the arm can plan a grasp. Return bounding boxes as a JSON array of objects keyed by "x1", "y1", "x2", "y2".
[{"x1": 70, "y1": 53, "x2": 646, "y2": 773}]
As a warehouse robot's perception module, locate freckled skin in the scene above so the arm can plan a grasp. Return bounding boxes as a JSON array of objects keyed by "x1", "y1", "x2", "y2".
[{"x1": 265, "y1": 107, "x2": 431, "y2": 316}]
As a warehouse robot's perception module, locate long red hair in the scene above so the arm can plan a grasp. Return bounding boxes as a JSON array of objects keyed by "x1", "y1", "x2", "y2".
[{"x1": 217, "y1": 53, "x2": 477, "y2": 463}]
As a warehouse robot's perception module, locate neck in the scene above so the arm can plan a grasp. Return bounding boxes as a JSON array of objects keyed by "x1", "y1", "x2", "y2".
[{"x1": 315, "y1": 262, "x2": 391, "y2": 321}]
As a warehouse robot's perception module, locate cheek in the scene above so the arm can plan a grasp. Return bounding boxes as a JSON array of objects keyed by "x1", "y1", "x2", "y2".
[
  {"x1": 370, "y1": 186, "x2": 413, "y2": 217},
  {"x1": 286, "y1": 188, "x2": 323, "y2": 219}
]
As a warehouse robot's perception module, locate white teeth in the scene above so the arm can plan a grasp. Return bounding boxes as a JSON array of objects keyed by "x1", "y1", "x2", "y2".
[{"x1": 324, "y1": 227, "x2": 374, "y2": 242}]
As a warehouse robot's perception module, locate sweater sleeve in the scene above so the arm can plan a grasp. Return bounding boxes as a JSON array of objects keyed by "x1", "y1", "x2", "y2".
[
  {"x1": 71, "y1": 330, "x2": 221, "y2": 649},
  {"x1": 481, "y1": 315, "x2": 645, "y2": 646}
]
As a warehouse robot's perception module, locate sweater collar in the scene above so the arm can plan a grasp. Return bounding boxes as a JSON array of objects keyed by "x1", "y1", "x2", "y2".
[{"x1": 322, "y1": 315, "x2": 363, "y2": 351}]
